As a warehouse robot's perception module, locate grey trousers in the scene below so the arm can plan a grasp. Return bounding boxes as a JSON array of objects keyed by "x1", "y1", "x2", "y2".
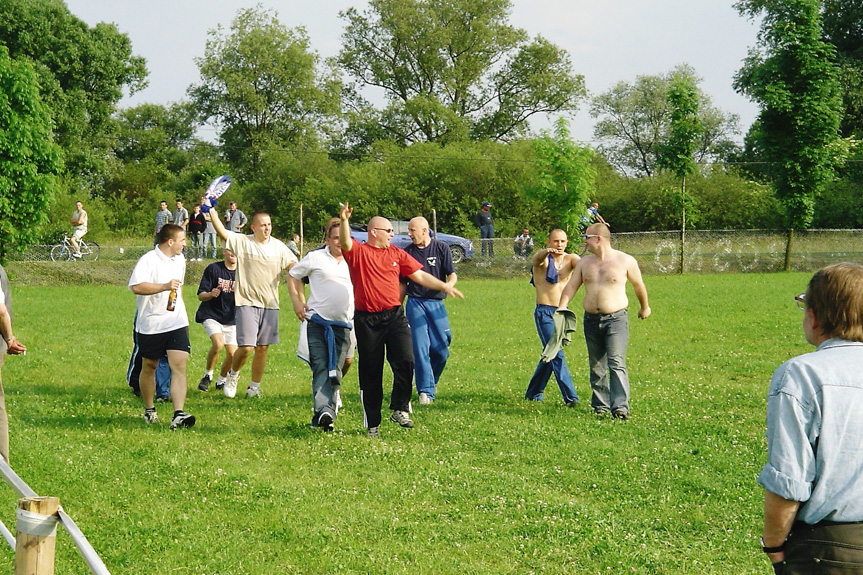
[
  {"x1": 583, "y1": 309, "x2": 630, "y2": 414},
  {"x1": 307, "y1": 321, "x2": 351, "y2": 420}
]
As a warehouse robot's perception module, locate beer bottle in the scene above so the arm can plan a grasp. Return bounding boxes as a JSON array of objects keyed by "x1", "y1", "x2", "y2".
[{"x1": 167, "y1": 287, "x2": 178, "y2": 311}]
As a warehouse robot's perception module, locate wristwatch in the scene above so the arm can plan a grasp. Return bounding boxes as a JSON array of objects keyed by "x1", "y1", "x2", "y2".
[{"x1": 761, "y1": 537, "x2": 786, "y2": 553}]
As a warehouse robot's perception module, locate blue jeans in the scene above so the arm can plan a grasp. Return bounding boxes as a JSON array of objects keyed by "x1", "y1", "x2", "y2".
[
  {"x1": 202, "y1": 232, "x2": 218, "y2": 258},
  {"x1": 406, "y1": 298, "x2": 452, "y2": 400},
  {"x1": 526, "y1": 305, "x2": 578, "y2": 403},
  {"x1": 480, "y1": 224, "x2": 494, "y2": 257},
  {"x1": 583, "y1": 309, "x2": 630, "y2": 414}
]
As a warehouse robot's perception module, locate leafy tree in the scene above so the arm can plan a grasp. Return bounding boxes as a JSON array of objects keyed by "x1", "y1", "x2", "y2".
[
  {"x1": 0, "y1": 0, "x2": 147, "y2": 180},
  {"x1": 591, "y1": 65, "x2": 739, "y2": 177},
  {"x1": 822, "y1": 0, "x2": 863, "y2": 137},
  {"x1": 0, "y1": 45, "x2": 63, "y2": 261},
  {"x1": 734, "y1": 0, "x2": 843, "y2": 268},
  {"x1": 188, "y1": 6, "x2": 341, "y2": 177},
  {"x1": 338, "y1": 0, "x2": 585, "y2": 147},
  {"x1": 529, "y1": 118, "x2": 595, "y2": 233},
  {"x1": 657, "y1": 74, "x2": 702, "y2": 272}
]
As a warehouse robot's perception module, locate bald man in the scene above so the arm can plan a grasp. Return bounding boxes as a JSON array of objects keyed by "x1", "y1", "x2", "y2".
[
  {"x1": 339, "y1": 204, "x2": 463, "y2": 437},
  {"x1": 558, "y1": 223, "x2": 650, "y2": 419},
  {"x1": 402, "y1": 217, "x2": 458, "y2": 405}
]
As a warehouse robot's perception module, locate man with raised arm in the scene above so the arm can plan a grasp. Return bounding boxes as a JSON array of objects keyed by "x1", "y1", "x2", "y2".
[
  {"x1": 128, "y1": 224, "x2": 196, "y2": 430},
  {"x1": 525, "y1": 229, "x2": 581, "y2": 406},
  {"x1": 209, "y1": 207, "x2": 297, "y2": 398},
  {"x1": 339, "y1": 203, "x2": 464, "y2": 437},
  {"x1": 402, "y1": 216, "x2": 458, "y2": 405},
  {"x1": 558, "y1": 223, "x2": 650, "y2": 419}
]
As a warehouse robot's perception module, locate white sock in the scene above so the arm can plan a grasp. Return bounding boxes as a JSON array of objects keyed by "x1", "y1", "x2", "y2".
[
  {"x1": 249, "y1": 381, "x2": 260, "y2": 390},
  {"x1": 206, "y1": 370, "x2": 214, "y2": 378}
]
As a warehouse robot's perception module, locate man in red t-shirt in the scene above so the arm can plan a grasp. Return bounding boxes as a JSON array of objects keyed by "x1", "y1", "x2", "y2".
[{"x1": 339, "y1": 203, "x2": 464, "y2": 437}]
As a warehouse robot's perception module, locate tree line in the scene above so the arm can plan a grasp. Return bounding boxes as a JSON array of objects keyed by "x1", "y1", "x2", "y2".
[{"x1": 2, "y1": 0, "x2": 862, "y2": 262}]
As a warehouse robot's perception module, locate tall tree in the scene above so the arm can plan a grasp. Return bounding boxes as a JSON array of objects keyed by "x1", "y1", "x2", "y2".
[
  {"x1": 338, "y1": 0, "x2": 585, "y2": 147},
  {"x1": 529, "y1": 118, "x2": 596, "y2": 233},
  {"x1": 822, "y1": 0, "x2": 863, "y2": 137},
  {"x1": 188, "y1": 6, "x2": 341, "y2": 177},
  {"x1": 734, "y1": 0, "x2": 843, "y2": 268},
  {"x1": 657, "y1": 75, "x2": 702, "y2": 273},
  {"x1": 591, "y1": 65, "x2": 738, "y2": 177},
  {"x1": 0, "y1": 45, "x2": 63, "y2": 262},
  {"x1": 0, "y1": 0, "x2": 147, "y2": 180}
]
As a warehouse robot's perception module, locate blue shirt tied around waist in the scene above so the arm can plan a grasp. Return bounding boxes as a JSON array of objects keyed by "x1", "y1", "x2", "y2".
[{"x1": 308, "y1": 314, "x2": 353, "y2": 379}]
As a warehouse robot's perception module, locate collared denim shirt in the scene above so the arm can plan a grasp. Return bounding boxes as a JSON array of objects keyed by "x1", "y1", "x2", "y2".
[{"x1": 758, "y1": 338, "x2": 863, "y2": 524}]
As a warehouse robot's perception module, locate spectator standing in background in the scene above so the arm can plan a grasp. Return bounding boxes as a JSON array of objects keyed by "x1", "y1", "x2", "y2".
[
  {"x1": 475, "y1": 201, "x2": 495, "y2": 258},
  {"x1": 188, "y1": 205, "x2": 206, "y2": 261}
]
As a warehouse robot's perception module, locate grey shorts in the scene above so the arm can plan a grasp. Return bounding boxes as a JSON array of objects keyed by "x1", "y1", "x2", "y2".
[{"x1": 235, "y1": 306, "x2": 279, "y2": 347}]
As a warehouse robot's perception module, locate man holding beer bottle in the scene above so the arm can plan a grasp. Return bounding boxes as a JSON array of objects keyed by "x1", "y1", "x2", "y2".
[{"x1": 128, "y1": 223, "x2": 196, "y2": 430}]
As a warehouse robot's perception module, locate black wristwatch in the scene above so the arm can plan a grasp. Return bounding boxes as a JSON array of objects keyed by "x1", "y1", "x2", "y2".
[{"x1": 761, "y1": 537, "x2": 786, "y2": 553}]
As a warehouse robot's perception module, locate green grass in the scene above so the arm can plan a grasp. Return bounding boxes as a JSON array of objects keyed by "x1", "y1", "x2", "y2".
[{"x1": 0, "y1": 274, "x2": 811, "y2": 573}]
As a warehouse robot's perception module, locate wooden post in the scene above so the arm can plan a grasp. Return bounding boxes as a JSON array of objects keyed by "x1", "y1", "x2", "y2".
[{"x1": 15, "y1": 496, "x2": 59, "y2": 575}]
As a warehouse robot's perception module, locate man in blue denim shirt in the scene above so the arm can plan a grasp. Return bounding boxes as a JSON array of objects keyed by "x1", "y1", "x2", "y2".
[{"x1": 759, "y1": 263, "x2": 863, "y2": 574}]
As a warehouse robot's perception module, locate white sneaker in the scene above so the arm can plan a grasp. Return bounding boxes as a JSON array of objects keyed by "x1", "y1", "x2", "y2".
[
  {"x1": 246, "y1": 385, "x2": 261, "y2": 398},
  {"x1": 418, "y1": 392, "x2": 432, "y2": 405},
  {"x1": 223, "y1": 372, "x2": 239, "y2": 398}
]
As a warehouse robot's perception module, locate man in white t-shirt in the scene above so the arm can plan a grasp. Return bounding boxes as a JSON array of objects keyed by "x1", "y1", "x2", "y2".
[
  {"x1": 289, "y1": 218, "x2": 355, "y2": 431},
  {"x1": 210, "y1": 208, "x2": 297, "y2": 398},
  {"x1": 70, "y1": 200, "x2": 88, "y2": 257},
  {"x1": 128, "y1": 223, "x2": 195, "y2": 429}
]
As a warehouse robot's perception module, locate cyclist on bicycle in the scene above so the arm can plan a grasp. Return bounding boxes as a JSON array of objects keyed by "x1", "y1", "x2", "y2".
[{"x1": 70, "y1": 201, "x2": 88, "y2": 258}]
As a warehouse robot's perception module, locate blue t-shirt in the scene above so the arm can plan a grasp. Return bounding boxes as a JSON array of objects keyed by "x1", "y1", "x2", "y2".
[
  {"x1": 403, "y1": 239, "x2": 455, "y2": 300},
  {"x1": 194, "y1": 261, "x2": 237, "y2": 325}
]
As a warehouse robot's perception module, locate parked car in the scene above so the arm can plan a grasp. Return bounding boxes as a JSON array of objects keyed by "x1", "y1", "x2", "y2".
[{"x1": 349, "y1": 220, "x2": 475, "y2": 263}]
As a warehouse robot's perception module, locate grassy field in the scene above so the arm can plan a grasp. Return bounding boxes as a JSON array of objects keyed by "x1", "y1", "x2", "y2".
[{"x1": 0, "y1": 273, "x2": 812, "y2": 574}]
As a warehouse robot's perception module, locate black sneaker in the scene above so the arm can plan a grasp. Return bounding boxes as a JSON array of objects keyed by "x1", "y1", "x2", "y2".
[
  {"x1": 144, "y1": 409, "x2": 159, "y2": 424},
  {"x1": 198, "y1": 374, "x2": 211, "y2": 392},
  {"x1": 169, "y1": 411, "x2": 196, "y2": 430},
  {"x1": 155, "y1": 395, "x2": 170, "y2": 403},
  {"x1": 612, "y1": 410, "x2": 629, "y2": 420},
  {"x1": 317, "y1": 411, "x2": 334, "y2": 432}
]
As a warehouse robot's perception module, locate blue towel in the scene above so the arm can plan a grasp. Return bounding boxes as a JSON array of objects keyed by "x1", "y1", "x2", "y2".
[
  {"x1": 545, "y1": 254, "x2": 559, "y2": 284},
  {"x1": 308, "y1": 314, "x2": 353, "y2": 379}
]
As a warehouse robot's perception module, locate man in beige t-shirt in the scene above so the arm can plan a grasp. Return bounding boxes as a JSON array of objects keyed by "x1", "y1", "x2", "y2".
[
  {"x1": 526, "y1": 229, "x2": 581, "y2": 405},
  {"x1": 70, "y1": 200, "x2": 88, "y2": 257},
  {"x1": 558, "y1": 224, "x2": 650, "y2": 419},
  {"x1": 210, "y1": 208, "x2": 297, "y2": 398}
]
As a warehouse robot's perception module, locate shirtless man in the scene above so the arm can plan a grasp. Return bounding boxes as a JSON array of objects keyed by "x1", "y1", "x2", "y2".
[
  {"x1": 558, "y1": 223, "x2": 650, "y2": 419},
  {"x1": 525, "y1": 230, "x2": 581, "y2": 405}
]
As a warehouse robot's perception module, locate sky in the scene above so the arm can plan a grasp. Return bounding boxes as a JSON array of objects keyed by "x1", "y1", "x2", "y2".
[{"x1": 64, "y1": 0, "x2": 762, "y2": 144}]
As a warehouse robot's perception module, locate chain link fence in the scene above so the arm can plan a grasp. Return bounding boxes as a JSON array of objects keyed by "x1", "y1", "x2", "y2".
[{"x1": 7, "y1": 229, "x2": 863, "y2": 285}]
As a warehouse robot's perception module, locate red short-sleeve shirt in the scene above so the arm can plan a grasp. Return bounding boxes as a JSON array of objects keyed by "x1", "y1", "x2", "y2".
[{"x1": 343, "y1": 241, "x2": 422, "y2": 312}]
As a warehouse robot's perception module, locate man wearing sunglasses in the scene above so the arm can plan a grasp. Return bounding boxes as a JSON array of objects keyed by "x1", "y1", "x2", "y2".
[
  {"x1": 339, "y1": 204, "x2": 464, "y2": 437},
  {"x1": 759, "y1": 263, "x2": 863, "y2": 574},
  {"x1": 557, "y1": 223, "x2": 650, "y2": 419}
]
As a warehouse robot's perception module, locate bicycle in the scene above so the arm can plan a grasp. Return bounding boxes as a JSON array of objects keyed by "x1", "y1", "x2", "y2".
[{"x1": 50, "y1": 233, "x2": 100, "y2": 262}]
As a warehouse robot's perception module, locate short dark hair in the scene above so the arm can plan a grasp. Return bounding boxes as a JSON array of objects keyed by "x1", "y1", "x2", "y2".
[
  {"x1": 807, "y1": 263, "x2": 863, "y2": 342},
  {"x1": 158, "y1": 223, "x2": 184, "y2": 245}
]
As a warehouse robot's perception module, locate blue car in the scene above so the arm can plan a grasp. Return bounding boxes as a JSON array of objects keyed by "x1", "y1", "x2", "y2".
[{"x1": 350, "y1": 220, "x2": 475, "y2": 263}]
